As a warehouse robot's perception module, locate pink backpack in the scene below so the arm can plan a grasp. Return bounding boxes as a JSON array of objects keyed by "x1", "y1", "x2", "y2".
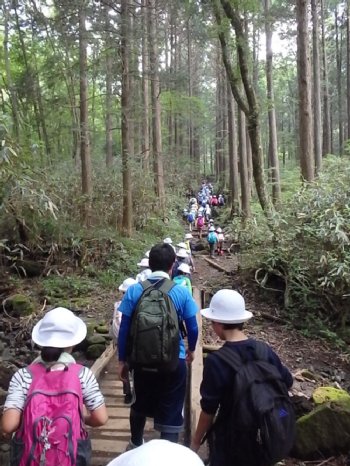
[
  {"x1": 197, "y1": 216, "x2": 204, "y2": 228},
  {"x1": 11, "y1": 363, "x2": 91, "y2": 466}
]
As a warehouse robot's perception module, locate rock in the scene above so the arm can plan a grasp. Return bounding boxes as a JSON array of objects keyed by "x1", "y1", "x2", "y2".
[
  {"x1": 86, "y1": 335, "x2": 106, "y2": 346},
  {"x1": 3, "y1": 294, "x2": 35, "y2": 317},
  {"x1": 86, "y1": 322, "x2": 97, "y2": 337},
  {"x1": 86, "y1": 344, "x2": 106, "y2": 360},
  {"x1": 293, "y1": 398, "x2": 350, "y2": 459},
  {"x1": 96, "y1": 325, "x2": 109, "y2": 335},
  {"x1": 312, "y1": 386, "x2": 350, "y2": 405},
  {"x1": 193, "y1": 239, "x2": 207, "y2": 251}
]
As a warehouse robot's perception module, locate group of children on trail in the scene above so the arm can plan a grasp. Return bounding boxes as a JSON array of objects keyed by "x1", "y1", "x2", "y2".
[{"x1": 1, "y1": 186, "x2": 295, "y2": 466}]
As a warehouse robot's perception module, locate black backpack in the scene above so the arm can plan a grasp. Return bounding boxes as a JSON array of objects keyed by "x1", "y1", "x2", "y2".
[
  {"x1": 126, "y1": 279, "x2": 180, "y2": 373},
  {"x1": 210, "y1": 341, "x2": 295, "y2": 466}
]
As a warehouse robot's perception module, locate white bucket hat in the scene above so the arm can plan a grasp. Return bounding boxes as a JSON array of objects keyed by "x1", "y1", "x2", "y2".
[
  {"x1": 176, "y1": 248, "x2": 188, "y2": 258},
  {"x1": 216, "y1": 227, "x2": 222, "y2": 233},
  {"x1": 163, "y1": 237, "x2": 173, "y2": 244},
  {"x1": 177, "y1": 242, "x2": 187, "y2": 249},
  {"x1": 119, "y1": 277, "x2": 137, "y2": 292},
  {"x1": 137, "y1": 258, "x2": 149, "y2": 267},
  {"x1": 201, "y1": 289, "x2": 253, "y2": 324},
  {"x1": 32, "y1": 307, "x2": 87, "y2": 348},
  {"x1": 185, "y1": 233, "x2": 193, "y2": 239},
  {"x1": 209, "y1": 226, "x2": 215, "y2": 232},
  {"x1": 106, "y1": 440, "x2": 204, "y2": 466},
  {"x1": 178, "y1": 263, "x2": 191, "y2": 275}
]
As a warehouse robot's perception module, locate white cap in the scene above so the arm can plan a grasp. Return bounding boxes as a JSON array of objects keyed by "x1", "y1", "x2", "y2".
[
  {"x1": 209, "y1": 226, "x2": 215, "y2": 232},
  {"x1": 178, "y1": 263, "x2": 191, "y2": 274},
  {"x1": 185, "y1": 233, "x2": 193, "y2": 239},
  {"x1": 137, "y1": 258, "x2": 149, "y2": 268},
  {"x1": 106, "y1": 440, "x2": 204, "y2": 466},
  {"x1": 201, "y1": 289, "x2": 253, "y2": 324},
  {"x1": 163, "y1": 237, "x2": 173, "y2": 244},
  {"x1": 32, "y1": 307, "x2": 87, "y2": 348},
  {"x1": 216, "y1": 227, "x2": 222, "y2": 233},
  {"x1": 176, "y1": 248, "x2": 188, "y2": 258},
  {"x1": 119, "y1": 277, "x2": 137, "y2": 292},
  {"x1": 177, "y1": 242, "x2": 187, "y2": 249}
]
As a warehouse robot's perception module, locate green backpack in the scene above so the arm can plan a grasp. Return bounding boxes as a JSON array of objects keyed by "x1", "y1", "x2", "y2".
[{"x1": 126, "y1": 279, "x2": 180, "y2": 372}]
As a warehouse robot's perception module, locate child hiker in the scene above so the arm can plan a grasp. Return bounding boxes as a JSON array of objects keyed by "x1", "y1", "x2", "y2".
[
  {"x1": 2, "y1": 307, "x2": 108, "y2": 466},
  {"x1": 216, "y1": 227, "x2": 224, "y2": 256},
  {"x1": 207, "y1": 226, "x2": 218, "y2": 258}
]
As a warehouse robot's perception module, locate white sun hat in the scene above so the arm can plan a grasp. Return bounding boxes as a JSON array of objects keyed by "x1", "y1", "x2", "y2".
[
  {"x1": 209, "y1": 226, "x2": 215, "y2": 232},
  {"x1": 106, "y1": 439, "x2": 204, "y2": 466},
  {"x1": 163, "y1": 237, "x2": 173, "y2": 244},
  {"x1": 137, "y1": 258, "x2": 149, "y2": 268},
  {"x1": 119, "y1": 277, "x2": 137, "y2": 292},
  {"x1": 32, "y1": 307, "x2": 87, "y2": 348},
  {"x1": 177, "y1": 242, "x2": 187, "y2": 249},
  {"x1": 178, "y1": 263, "x2": 191, "y2": 275},
  {"x1": 176, "y1": 248, "x2": 188, "y2": 258},
  {"x1": 185, "y1": 233, "x2": 193, "y2": 239},
  {"x1": 216, "y1": 227, "x2": 222, "y2": 233},
  {"x1": 201, "y1": 289, "x2": 253, "y2": 324}
]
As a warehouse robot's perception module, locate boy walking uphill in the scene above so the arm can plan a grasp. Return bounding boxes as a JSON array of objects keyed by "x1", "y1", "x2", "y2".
[
  {"x1": 191, "y1": 290, "x2": 294, "y2": 466},
  {"x1": 118, "y1": 243, "x2": 199, "y2": 448},
  {"x1": 207, "y1": 226, "x2": 218, "y2": 258}
]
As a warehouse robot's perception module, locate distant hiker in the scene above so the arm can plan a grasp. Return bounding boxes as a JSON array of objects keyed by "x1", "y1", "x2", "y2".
[
  {"x1": 112, "y1": 277, "x2": 138, "y2": 405},
  {"x1": 207, "y1": 226, "x2": 218, "y2": 258},
  {"x1": 187, "y1": 211, "x2": 195, "y2": 232},
  {"x1": 163, "y1": 237, "x2": 176, "y2": 253},
  {"x1": 184, "y1": 233, "x2": 195, "y2": 254},
  {"x1": 117, "y1": 243, "x2": 199, "y2": 448},
  {"x1": 218, "y1": 194, "x2": 225, "y2": 206},
  {"x1": 216, "y1": 227, "x2": 224, "y2": 256},
  {"x1": 172, "y1": 248, "x2": 189, "y2": 278},
  {"x1": 106, "y1": 439, "x2": 204, "y2": 466},
  {"x1": 136, "y1": 258, "x2": 152, "y2": 282},
  {"x1": 2, "y1": 307, "x2": 108, "y2": 466},
  {"x1": 196, "y1": 213, "x2": 205, "y2": 239},
  {"x1": 173, "y1": 263, "x2": 193, "y2": 295},
  {"x1": 211, "y1": 195, "x2": 218, "y2": 207},
  {"x1": 205, "y1": 203, "x2": 211, "y2": 222},
  {"x1": 191, "y1": 290, "x2": 294, "y2": 466}
]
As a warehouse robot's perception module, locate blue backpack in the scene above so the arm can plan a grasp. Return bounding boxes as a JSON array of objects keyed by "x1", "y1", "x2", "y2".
[
  {"x1": 207, "y1": 232, "x2": 217, "y2": 244},
  {"x1": 187, "y1": 212, "x2": 195, "y2": 223}
]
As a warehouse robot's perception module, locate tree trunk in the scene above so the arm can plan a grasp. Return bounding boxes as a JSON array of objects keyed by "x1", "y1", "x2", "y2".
[
  {"x1": 296, "y1": 0, "x2": 314, "y2": 181},
  {"x1": 311, "y1": 0, "x2": 322, "y2": 173},
  {"x1": 79, "y1": 1, "x2": 93, "y2": 225},
  {"x1": 335, "y1": 7, "x2": 344, "y2": 154},
  {"x1": 321, "y1": 0, "x2": 331, "y2": 156},
  {"x1": 105, "y1": 5, "x2": 114, "y2": 168},
  {"x1": 347, "y1": 0, "x2": 350, "y2": 139},
  {"x1": 148, "y1": 0, "x2": 165, "y2": 211},
  {"x1": 264, "y1": 0, "x2": 281, "y2": 204},
  {"x1": 141, "y1": 0, "x2": 150, "y2": 172},
  {"x1": 238, "y1": 109, "x2": 251, "y2": 218},
  {"x1": 120, "y1": 0, "x2": 133, "y2": 236},
  {"x1": 227, "y1": 80, "x2": 240, "y2": 216}
]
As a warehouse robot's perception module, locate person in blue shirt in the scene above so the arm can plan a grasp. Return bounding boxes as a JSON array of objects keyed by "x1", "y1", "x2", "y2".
[{"x1": 118, "y1": 243, "x2": 199, "y2": 449}]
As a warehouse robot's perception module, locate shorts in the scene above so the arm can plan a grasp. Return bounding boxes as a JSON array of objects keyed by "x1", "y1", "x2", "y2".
[{"x1": 132, "y1": 359, "x2": 187, "y2": 433}]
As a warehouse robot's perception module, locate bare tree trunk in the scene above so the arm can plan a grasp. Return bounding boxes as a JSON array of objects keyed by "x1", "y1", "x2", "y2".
[
  {"x1": 227, "y1": 80, "x2": 240, "y2": 216},
  {"x1": 321, "y1": 0, "x2": 331, "y2": 156},
  {"x1": 312, "y1": 0, "x2": 322, "y2": 173},
  {"x1": 120, "y1": 0, "x2": 133, "y2": 236},
  {"x1": 264, "y1": 0, "x2": 281, "y2": 204},
  {"x1": 141, "y1": 0, "x2": 150, "y2": 172},
  {"x1": 238, "y1": 109, "x2": 251, "y2": 218},
  {"x1": 335, "y1": 7, "x2": 344, "y2": 154},
  {"x1": 148, "y1": 0, "x2": 165, "y2": 211},
  {"x1": 79, "y1": 1, "x2": 93, "y2": 225},
  {"x1": 296, "y1": 0, "x2": 314, "y2": 181},
  {"x1": 3, "y1": 0, "x2": 20, "y2": 138},
  {"x1": 105, "y1": 5, "x2": 114, "y2": 168},
  {"x1": 347, "y1": 0, "x2": 350, "y2": 139}
]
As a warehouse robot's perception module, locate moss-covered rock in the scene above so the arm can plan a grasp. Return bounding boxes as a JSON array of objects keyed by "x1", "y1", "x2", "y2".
[
  {"x1": 86, "y1": 334, "x2": 106, "y2": 346},
  {"x1": 86, "y1": 322, "x2": 97, "y2": 337},
  {"x1": 312, "y1": 386, "x2": 350, "y2": 405},
  {"x1": 96, "y1": 325, "x2": 109, "y2": 335},
  {"x1": 4, "y1": 294, "x2": 35, "y2": 317},
  {"x1": 293, "y1": 398, "x2": 350, "y2": 459},
  {"x1": 86, "y1": 344, "x2": 106, "y2": 360}
]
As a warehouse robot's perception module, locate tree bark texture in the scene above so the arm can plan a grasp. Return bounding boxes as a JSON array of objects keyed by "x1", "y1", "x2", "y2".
[
  {"x1": 227, "y1": 80, "x2": 240, "y2": 216},
  {"x1": 311, "y1": 0, "x2": 322, "y2": 173}
]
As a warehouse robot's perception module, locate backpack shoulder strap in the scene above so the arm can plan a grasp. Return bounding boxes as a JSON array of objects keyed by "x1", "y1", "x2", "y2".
[
  {"x1": 141, "y1": 279, "x2": 152, "y2": 291},
  {"x1": 158, "y1": 278, "x2": 176, "y2": 295},
  {"x1": 214, "y1": 345, "x2": 243, "y2": 372},
  {"x1": 254, "y1": 340, "x2": 270, "y2": 361}
]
